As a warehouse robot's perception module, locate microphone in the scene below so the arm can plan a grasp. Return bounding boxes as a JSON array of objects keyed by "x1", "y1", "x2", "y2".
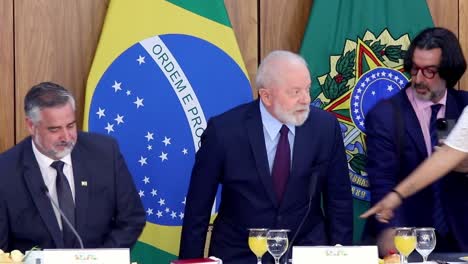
[
  {"x1": 42, "y1": 186, "x2": 84, "y2": 249},
  {"x1": 286, "y1": 171, "x2": 318, "y2": 262}
]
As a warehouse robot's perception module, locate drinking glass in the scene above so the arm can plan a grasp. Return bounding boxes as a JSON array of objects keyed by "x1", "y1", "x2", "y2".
[
  {"x1": 415, "y1": 227, "x2": 436, "y2": 263},
  {"x1": 266, "y1": 229, "x2": 289, "y2": 264},
  {"x1": 248, "y1": 228, "x2": 268, "y2": 264},
  {"x1": 394, "y1": 227, "x2": 416, "y2": 264}
]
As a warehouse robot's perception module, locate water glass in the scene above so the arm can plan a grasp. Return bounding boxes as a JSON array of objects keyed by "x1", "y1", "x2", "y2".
[
  {"x1": 266, "y1": 229, "x2": 289, "y2": 264},
  {"x1": 415, "y1": 227, "x2": 436, "y2": 263}
]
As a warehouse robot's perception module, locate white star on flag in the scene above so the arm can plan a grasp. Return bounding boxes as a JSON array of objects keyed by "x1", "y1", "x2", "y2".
[
  {"x1": 162, "y1": 136, "x2": 171, "y2": 146},
  {"x1": 165, "y1": 207, "x2": 170, "y2": 213},
  {"x1": 126, "y1": 90, "x2": 131, "y2": 96},
  {"x1": 112, "y1": 81, "x2": 122, "y2": 92},
  {"x1": 96, "y1": 108, "x2": 105, "y2": 119},
  {"x1": 182, "y1": 197, "x2": 186, "y2": 205},
  {"x1": 134, "y1": 97, "x2": 144, "y2": 108},
  {"x1": 182, "y1": 148, "x2": 188, "y2": 155},
  {"x1": 171, "y1": 211, "x2": 177, "y2": 219},
  {"x1": 145, "y1": 132, "x2": 154, "y2": 141},
  {"x1": 158, "y1": 198, "x2": 165, "y2": 206},
  {"x1": 159, "y1": 152, "x2": 168, "y2": 161},
  {"x1": 151, "y1": 189, "x2": 157, "y2": 196},
  {"x1": 156, "y1": 211, "x2": 163, "y2": 218},
  {"x1": 147, "y1": 145, "x2": 153, "y2": 150},
  {"x1": 114, "y1": 114, "x2": 124, "y2": 125},
  {"x1": 138, "y1": 190, "x2": 144, "y2": 197},
  {"x1": 143, "y1": 176, "x2": 150, "y2": 184},
  {"x1": 138, "y1": 156, "x2": 147, "y2": 166},
  {"x1": 105, "y1": 123, "x2": 114, "y2": 134},
  {"x1": 179, "y1": 212, "x2": 184, "y2": 219},
  {"x1": 146, "y1": 208, "x2": 153, "y2": 215},
  {"x1": 387, "y1": 85, "x2": 394, "y2": 92},
  {"x1": 137, "y1": 55, "x2": 146, "y2": 65}
]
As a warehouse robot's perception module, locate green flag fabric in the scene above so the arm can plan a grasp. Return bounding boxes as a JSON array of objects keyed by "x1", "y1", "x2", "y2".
[
  {"x1": 83, "y1": 0, "x2": 252, "y2": 263},
  {"x1": 300, "y1": 0, "x2": 433, "y2": 243}
]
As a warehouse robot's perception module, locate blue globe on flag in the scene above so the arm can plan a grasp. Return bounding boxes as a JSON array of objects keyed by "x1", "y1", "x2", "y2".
[{"x1": 88, "y1": 34, "x2": 252, "y2": 226}]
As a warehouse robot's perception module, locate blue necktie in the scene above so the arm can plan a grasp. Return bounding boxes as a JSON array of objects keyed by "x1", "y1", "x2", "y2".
[
  {"x1": 51, "y1": 160, "x2": 77, "y2": 247},
  {"x1": 272, "y1": 125, "x2": 290, "y2": 203},
  {"x1": 429, "y1": 104, "x2": 449, "y2": 235}
]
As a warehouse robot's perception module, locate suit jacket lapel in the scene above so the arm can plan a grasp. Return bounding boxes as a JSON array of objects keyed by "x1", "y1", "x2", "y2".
[
  {"x1": 400, "y1": 92, "x2": 427, "y2": 157},
  {"x1": 71, "y1": 141, "x2": 89, "y2": 237},
  {"x1": 445, "y1": 90, "x2": 462, "y2": 119},
  {"x1": 246, "y1": 101, "x2": 278, "y2": 207},
  {"x1": 22, "y1": 138, "x2": 64, "y2": 248}
]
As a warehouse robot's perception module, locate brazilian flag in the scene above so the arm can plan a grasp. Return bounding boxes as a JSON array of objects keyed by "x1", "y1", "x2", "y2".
[
  {"x1": 300, "y1": 0, "x2": 433, "y2": 243},
  {"x1": 83, "y1": 0, "x2": 252, "y2": 263}
]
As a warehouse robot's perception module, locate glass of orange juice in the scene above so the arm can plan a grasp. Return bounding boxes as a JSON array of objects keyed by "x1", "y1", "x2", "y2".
[
  {"x1": 248, "y1": 228, "x2": 268, "y2": 264},
  {"x1": 394, "y1": 227, "x2": 416, "y2": 264}
]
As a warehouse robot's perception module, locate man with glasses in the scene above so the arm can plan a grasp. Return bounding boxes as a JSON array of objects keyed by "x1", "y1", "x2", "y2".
[{"x1": 364, "y1": 27, "x2": 468, "y2": 254}]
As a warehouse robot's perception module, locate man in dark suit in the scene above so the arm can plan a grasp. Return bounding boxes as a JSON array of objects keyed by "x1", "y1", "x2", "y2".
[
  {"x1": 179, "y1": 50, "x2": 353, "y2": 264},
  {"x1": 365, "y1": 27, "x2": 468, "y2": 255},
  {"x1": 0, "y1": 82, "x2": 146, "y2": 252}
]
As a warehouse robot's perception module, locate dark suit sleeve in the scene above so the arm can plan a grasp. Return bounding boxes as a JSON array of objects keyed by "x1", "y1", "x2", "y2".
[
  {"x1": 179, "y1": 119, "x2": 223, "y2": 259},
  {"x1": 101, "y1": 140, "x2": 146, "y2": 248},
  {"x1": 323, "y1": 118, "x2": 353, "y2": 245},
  {"x1": 0, "y1": 191, "x2": 9, "y2": 251},
  {"x1": 365, "y1": 102, "x2": 404, "y2": 234}
]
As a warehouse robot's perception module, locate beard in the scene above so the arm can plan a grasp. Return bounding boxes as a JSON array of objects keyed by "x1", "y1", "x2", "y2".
[
  {"x1": 412, "y1": 83, "x2": 442, "y2": 102},
  {"x1": 273, "y1": 104, "x2": 310, "y2": 126},
  {"x1": 34, "y1": 134, "x2": 75, "y2": 159}
]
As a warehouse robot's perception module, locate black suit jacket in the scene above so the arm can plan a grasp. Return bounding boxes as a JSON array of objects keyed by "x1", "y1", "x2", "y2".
[
  {"x1": 0, "y1": 132, "x2": 146, "y2": 251},
  {"x1": 179, "y1": 100, "x2": 353, "y2": 264}
]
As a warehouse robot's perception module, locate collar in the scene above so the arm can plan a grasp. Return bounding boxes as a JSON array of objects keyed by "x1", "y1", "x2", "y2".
[
  {"x1": 31, "y1": 139, "x2": 72, "y2": 167},
  {"x1": 411, "y1": 87, "x2": 448, "y2": 109}
]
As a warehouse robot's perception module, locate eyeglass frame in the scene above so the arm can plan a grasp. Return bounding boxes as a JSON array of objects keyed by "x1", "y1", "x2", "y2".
[{"x1": 410, "y1": 64, "x2": 439, "y2": 79}]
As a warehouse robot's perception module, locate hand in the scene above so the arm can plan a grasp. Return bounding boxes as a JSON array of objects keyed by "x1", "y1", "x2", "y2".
[
  {"x1": 360, "y1": 191, "x2": 402, "y2": 222},
  {"x1": 454, "y1": 156, "x2": 468, "y2": 173}
]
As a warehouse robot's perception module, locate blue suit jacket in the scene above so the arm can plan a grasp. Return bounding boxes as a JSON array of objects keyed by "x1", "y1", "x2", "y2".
[
  {"x1": 179, "y1": 100, "x2": 353, "y2": 264},
  {"x1": 0, "y1": 132, "x2": 146, "y2": 252},
  {"x1": 365, "y1": 87, "x2": 468, "y2": 250}
]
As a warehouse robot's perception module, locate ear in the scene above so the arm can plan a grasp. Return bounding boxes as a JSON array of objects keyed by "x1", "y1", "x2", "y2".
[
  {"x1": 25, "y1": 117, "x2": 35, "y2": 135},
  {"x1": 258, "y1": 88, "x2": 272, "y2": 107}
]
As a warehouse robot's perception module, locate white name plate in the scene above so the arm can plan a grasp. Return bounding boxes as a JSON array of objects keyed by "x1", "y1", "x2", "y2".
[
  {"x1": 27, "y1": 248, "x2": 130, "y2": 264},
  {"x1": 292, "y1": 246, "x2": 378, "y2": 264}
]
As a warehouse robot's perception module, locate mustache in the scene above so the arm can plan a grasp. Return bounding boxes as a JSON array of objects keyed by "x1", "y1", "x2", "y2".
[
  {"x1": 413, "y1": 83, "x2": 428, "y2": 89},
  {"x1": 54, "y1": 141, "x2": 75, "y2": 148}
]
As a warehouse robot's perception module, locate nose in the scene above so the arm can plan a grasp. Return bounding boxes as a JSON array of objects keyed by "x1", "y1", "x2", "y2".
[
  {"x1": 413, "y1": 69, "x2": 424, "y2": 83},
  {"x1": 300, "y1": 90, "x2": 311, "y2": 105},
  {"x1": 60, "y1": 129, "x2": 72, "y2": 142}
]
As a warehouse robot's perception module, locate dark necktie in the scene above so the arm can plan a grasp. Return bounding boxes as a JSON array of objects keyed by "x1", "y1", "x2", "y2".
[
  {"x1": 50, "y1": 160, "x2": 77, "y2": 247},
  {"x1": 429, "y1": 104, "x2": 449, "y2": 235},
  {"x1": 272, "y1": 125, "x2": 290, "y2": 203}
]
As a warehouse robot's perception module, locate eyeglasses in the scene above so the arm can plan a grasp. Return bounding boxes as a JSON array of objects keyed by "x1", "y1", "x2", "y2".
[{"x1": 410, "y1": 65, "x2": 439, "y2": 79}]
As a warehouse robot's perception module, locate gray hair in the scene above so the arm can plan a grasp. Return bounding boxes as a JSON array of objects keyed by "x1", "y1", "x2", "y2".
[
  {"x1": 255, "y1": 50, "x2": 308, "y2": 90},
  {"x1": 24, "y1": 82, "x2": 76, "y2": 123}
]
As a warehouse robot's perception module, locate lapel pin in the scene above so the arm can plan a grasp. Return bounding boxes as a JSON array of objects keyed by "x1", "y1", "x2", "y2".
[{"x1": 81, "y1": 181, "x2": 88, "y2": 186}]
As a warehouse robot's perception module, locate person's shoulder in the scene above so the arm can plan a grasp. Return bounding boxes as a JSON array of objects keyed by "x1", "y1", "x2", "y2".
[
  {"x1": 76, "y1": 131, "x2": 118, "y2": 150},
  {"x1": 0, "y1": 137, "x2": 31, "y2": 162},
  {"x1": 209, "y1": 100, "x2": 256, "y2": 123}
]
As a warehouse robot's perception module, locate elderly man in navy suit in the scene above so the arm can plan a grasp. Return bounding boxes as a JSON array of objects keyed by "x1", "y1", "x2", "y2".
[
  {"x1": 0, "y1": 82, "x2": 146, "y2": 252},
  {"x1": 179, "y1": 50, "x2": 353, "y2": 264}
]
